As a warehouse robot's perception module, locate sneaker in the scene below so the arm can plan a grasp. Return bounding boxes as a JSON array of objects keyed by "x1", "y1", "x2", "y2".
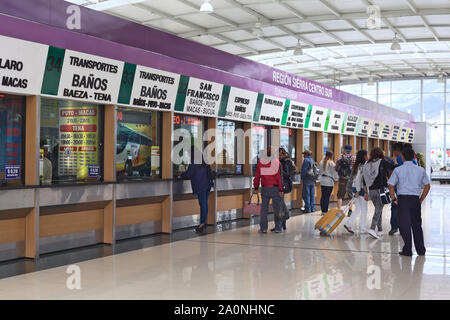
[
  {"x1": 360, "y1": 229, "x2": 368, "y2": 234},
  {"x1": 301, "y1": 209, "x2": 310, "y2": 214},
  {"x1": 388, "y1": 229, "x2": 398, "y2": 236},
  {"x1": 344, "y1": 224, "x2": 354, "y2": 234},
  {"x1": 348, "y1": 209, "x2": 352, "y2": 217},
  {"x1": 377, "y1": 231, "x2": 384, "y2": 237},
  {"x1": 258, "y1": 229, "x2": 267, "y2": 234},
  {"x1": 368, "y1": 229, "x2": 379, "y2": 239},
  {"x1": 399, "y1": 251, "x2": 412, "y2": 257}
]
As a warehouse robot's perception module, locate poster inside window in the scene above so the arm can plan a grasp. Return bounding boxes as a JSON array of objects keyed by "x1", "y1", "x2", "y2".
[
  {"x1": 323, "y1": 133, "x2": 334, "y2": 156},
  {"x1": 280, "y1": 127, "x2": 296, "y2": 162},
  {"x1": 40, "y1": 98, "x2": 104, "y2": 184},
  {"x1": 116, "y1": 108, "x2": 162, "y2": 180},
  {"x1": 0, "y1": 94, "x2": 25, "y2": 187},
  {"x1": 217, "y1": 120, "x2": 243, "y2": 175},
  {"x1": 173, "y1": 114, "x2": 206, "y2": 177}
]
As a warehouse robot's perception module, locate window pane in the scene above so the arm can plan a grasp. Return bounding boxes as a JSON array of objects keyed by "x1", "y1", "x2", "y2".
[
  {"x1": 323, "y1": 132, "x2": 334, "y2": 156},
  {"x1": 423, "y1": 78, "x2": 444, "y2": 93},
  {"x1": 116, "y1": 108, "x2": 161, "y2": 180},
  {"x1": 0, "y1": 94, "x2": 25, "y2": 187},
  {"x1": 446, "y1": 125, "x2": 450, "y2": 168},
  {"x1": 362, "y1": 94, "x2": 377, "y2": 102},
  {"x1": 378, "y1": 81, "x2": 391, "y2": 95},
  {"x1": 430, "y1": 124, "x2": 445, "y2": 171},
  {"x1": 252, "y1": 124, "x2": 267, "y2": 163},
  {"x1": 173, "y1": 114, "x2": 205, "y2": 176},
  {"x1": 340, "y1": 83, "x2": 361, "y2": 96},
  {"x1": 423, "y1": 92, "x2": 444, "y2": 123},
  {"x1": 40, "y1": 98, "x2": 104, "y2": 185},
  {"x1": 362, "y1": 82, "x2": 376, "y2": 95},
  {"x1": 391, "y1": 93, "x2": 421, "y2": 121},
  {"x1": 280, "y1": 127, "x2": 296, "y2": 162},
  {"x1": 391, "y1": 79, "x2": 420, "y2": 94},
  {"x1": 447, "y1": 92, "x2": 450, "y2": 123},
  {"x1": 378, "y1": 94, "x2": 391, "y2": 107},
  {"x1": 217, "y1": 120, "x2": 243, "y2": 175},
  {"x1": 303, "y1": 130, "x2": 310, "y2": 152}
]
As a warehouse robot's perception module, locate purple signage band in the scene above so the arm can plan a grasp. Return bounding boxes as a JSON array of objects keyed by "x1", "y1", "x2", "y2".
[{"x1": 0, "y1": 1, "x2": 415, "y2": 129}]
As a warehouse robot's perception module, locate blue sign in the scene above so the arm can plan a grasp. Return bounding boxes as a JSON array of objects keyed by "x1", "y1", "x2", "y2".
[
  {"x1": 88, "y1": 165, "x2": 100, "y2": 178},
  {"x1": 236, "y1": 164, "x2": 243, "y2": 175},
  {"x1": 5, "y1": 165, "x2": 20, "y2": 180}
]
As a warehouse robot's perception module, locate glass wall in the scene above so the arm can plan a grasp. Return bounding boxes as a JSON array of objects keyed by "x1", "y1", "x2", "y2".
[
  {"x1": 340, "y1": 78, "x2": 450, "y2": 171},
  {"x1": 323, "y1": 132, "x2": 334, "y2": 157},
  {"x1": 40, "y1": 98, "x2": 104, "y2": 184},
  {"x1": 116, "y1": 108, "x2": 161, "y2": 180},
  {"x1": 0, "y1": 94, "x2": 25, "y2": 187},
  {"x1": 216, "y1": 120, "x2": 243, "y2": 175},
  {"x1": 280, "y1": 127, "x2": 296, "y2": 162},
  {"x1": 303, "y1": 130, "x2": 310, "y2": 152},
  {"x1": 173, "y1": 114, "x2": 206, "y2": 177}
]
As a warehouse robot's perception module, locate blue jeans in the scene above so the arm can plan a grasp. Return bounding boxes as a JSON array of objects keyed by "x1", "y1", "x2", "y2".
[
  {"x1": 302, "y1": 181, "x2": 315, "y2": 212},
  {"x1": 197, "y1": 190, "x2": 210, "y2": 225},
  {"x1": 391, "y1": 202, "x2": 399, "y2": 230}
]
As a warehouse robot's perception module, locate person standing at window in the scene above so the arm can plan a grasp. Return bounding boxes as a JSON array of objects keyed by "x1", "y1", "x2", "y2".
[
  {"x1": 388, "y1": 148, "x2": 431, "y2": 256},
  {"x1": 319, "y1": 151, "x2": 338, "y2": 215},
  {"x1": 253, "y1": 147, "x2": 284, "y2": 233},
  {"x1": 180, "y1": 146, "x2": 215, "y2": 234},
  {"x1": 344, "y1": 149, "x2": 369, "y2": 234},
  {"x1": 362, "y1": 147, "x2": 396, "y2": 239},
  {"x1": 335, "y1": 144, "x2": 356, "y2": 211},
  {"x1": 300, "y1": 150, "x2": 316, "y2": 213}
]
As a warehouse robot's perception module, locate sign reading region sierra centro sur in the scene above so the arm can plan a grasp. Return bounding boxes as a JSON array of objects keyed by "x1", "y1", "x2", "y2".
[
  {"x1": 343, "y1": 114, "x2": 359, "y2": 135},
  {"x1": 220, "y1": 87, "x2": 257, "y2": 122},
  {"x1": 325, "y1": 110, "x2": 345, "y2": 134},
  {"x1": 306, "y1": 105, "x2": 328, "y2": 131},
  {"x1": 256, "y1": 94, "x2": 285, "y2": 125},
  {"x1": 285, "y1": 101, "x2": 307, "y2": 129},
  {"x1": 42, "y1": 49, "x2": 124, "y2": 104},
  {"x1": 124, "y1": 65, "x2": 180, "y2": 111},
  {"x1": 178, "y1": 77, "x2": 223, "y2": 117},
  {"x1": 0, "y1": 35, "x2": 48, "y2": 95}
]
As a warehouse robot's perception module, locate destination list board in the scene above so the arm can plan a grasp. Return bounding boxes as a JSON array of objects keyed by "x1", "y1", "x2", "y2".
[
  {"x1": 358, "y1": 118, "x2": 370, "y2": 137},
  {"x1": 285, "y1": 101, "x2": 307, "y2": 128},
  {"x1": 221, "y1": 87, "x2": 257, "y2": 122},
  {"x1": 370, "y1": 121, "x2": 382, "y2": 139},
  {"x1": 344, "y1": 114, "x2": 359, "y2": 135},
  {"x1": 391, "y1": 125, "x2": 401, "y2": 141},
  {"x1": 307, "y1": 105, "x2": 328, "y2": 131},
  {"x1": 381, "y1": 123, "x2": 392, "y2": 140},
  {"x1": 127, "y1": 65, "x2": 180, "y2": 111},
  {"x1": 55, "y1": 50, "x2": 124, "y2": 104},
  {"x1": 0, "y1": 35, "x2": 48, "y2": 95},
  {"x1": 257, "y1": 94, "x2": 285, "y2": 125},
  {"x1": 407, "y1": 129, "x2": 415, "y2": 143},
  {"x1": 399, "y1": 127, "x2": 408, "y2": 141},
  {"x1": 326, "y1": 110, "x2": 345, "y2": 134},
  {"x1": 181, "y1": 77, "x2": 223, "y2": 117}
]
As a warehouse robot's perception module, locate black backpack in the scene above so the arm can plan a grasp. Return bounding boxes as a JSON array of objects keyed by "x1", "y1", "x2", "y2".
[{"x1": 338, "y1": 156, "x2": 352, "y2": 179}]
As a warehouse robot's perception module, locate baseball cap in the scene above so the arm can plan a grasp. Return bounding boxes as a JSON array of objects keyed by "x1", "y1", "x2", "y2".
[{"x1": 344, "y1": 144, "x2": 352, "y2": 152}]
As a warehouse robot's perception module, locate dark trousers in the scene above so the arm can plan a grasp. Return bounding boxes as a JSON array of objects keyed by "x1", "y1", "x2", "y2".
[
  {"x1": 390, "y1": 202, "x2": 399, "y2": 230},
  {"x1": 302, "y1": 181, "x2": 315, "y2": 212},
  {"x1": 260, "y1": 186, "x2": 281, "y2": 231},
  {"x1": 197, "y1": 190, "x2": 210, "y2": 225},
  {"x1": 320, "y1": 186, "x2": 333, "y2": 213},
  {"x1": 398, "y1": 195, "x2": 426, "y2": 255}
]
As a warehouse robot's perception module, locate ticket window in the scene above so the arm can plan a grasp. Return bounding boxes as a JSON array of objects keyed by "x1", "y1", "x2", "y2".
[
  {"x1": 251, "y1": 124, "x2": 269, "y2": 173},
  {"x1": 303, "y1": 130, "x2": 311, "y2": 153},
  {"x1": 323, "y1": 133, "x2": 334, "y2": 159},
  {"x1": 216, "y1": 120, "x2": 244, "y2": 175},
  {"x1": 280, "y1": 127, "x2": 296, "y2": 163},
  {"x1": 40, "y1": 98, "x2": 104, "y2": 185},
  {"x1": 369, "y1": 138, "x2": 376, "y2": 151},
  {"x1": 0, "y1": 94, "x2": 25, "y2": 187},
  {"x1": 356, "y1": 137, "x2": 363, "y2": 151},
  {"x1": 173, "y1": 114, "x2": 206, "y2": 177},
  {"x1": 116, "y1": 108, "x2": 162, "y2": 180}
]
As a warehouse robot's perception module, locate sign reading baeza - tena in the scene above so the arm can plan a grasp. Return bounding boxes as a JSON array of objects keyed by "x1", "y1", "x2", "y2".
[
  {"x1": 257, "y1": 94, "x2": 285, "y2": 125},
  {"x1": 183, "y1": 78, "x2": 223, "y2": 117},
  {"x1": 0, "y1": 35, "x2": 48, "y2": 95},
  {"x1": 57, "y1": 50, "x2": 123, "y2": 104},
  {"x1": 223, "y1": 87, "x2": 257, "y2": 122},
  {"x1": 344, "y1": 114, "x2": 359, "y2": 135},
  {"x1": 286, "y1": 101, "x2": 307, "y2": 129},
  {"x1": 129, "y1": 66, "x2": 180, "y2": 111}
]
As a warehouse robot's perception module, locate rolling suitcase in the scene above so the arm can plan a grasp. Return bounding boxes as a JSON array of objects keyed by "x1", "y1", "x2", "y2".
[{"x1": 315, "y1": 200, "x2": 354, "y2": 235}]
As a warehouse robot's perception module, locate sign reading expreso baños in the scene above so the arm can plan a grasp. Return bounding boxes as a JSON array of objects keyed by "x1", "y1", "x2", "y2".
[{"x1": 0, "y1": 34, "x2": 414, "y2": 142}]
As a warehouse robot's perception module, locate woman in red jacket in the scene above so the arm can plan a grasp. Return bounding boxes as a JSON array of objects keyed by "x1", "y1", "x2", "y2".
[{"x1": 253, "y1": 147, "x2": 284, "y2": 233}]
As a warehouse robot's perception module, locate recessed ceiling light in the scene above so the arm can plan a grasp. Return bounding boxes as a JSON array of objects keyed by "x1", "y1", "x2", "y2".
[{"x1": 200, "y1": 0, "x2": 213, "y2": 13}]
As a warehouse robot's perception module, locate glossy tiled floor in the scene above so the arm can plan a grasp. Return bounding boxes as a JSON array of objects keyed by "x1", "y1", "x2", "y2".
[{"x1": 0, "y1": 184, "x2": 449, "y2": 300}]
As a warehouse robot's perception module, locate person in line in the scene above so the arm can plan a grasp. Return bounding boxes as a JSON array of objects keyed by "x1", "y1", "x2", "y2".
[
  {"x1": 387, "y1": 142, "x2": 407, "y2": 235},
  {"x1": 40, "y1": 140, "x2": 53, "y2": 185},
  {"x1": 335, "y1": 144, "x2": 356, "y2": 212},
  {"x1": 362, "y1": 147, "x2": 396, "y2": 239},
  {"x1": 388, "y1": 148, "x2": 431, "y2": 256},
  {"x1": 319, "y1": 151, "x2": 338, "y2": 215},
  {"x1": 254, "y1": 147, "x2": 284, "y2": 233},
  {"x1": 180, "y1": 146, "x2": 215, "y2": 234},
  {"x1": 344, "y1": 149, "x2": 369, "y2": 234},
  {"x1": 274, "y1": 147, "x2": 297, "y2": 232},
  {"x1": 300, "y1": 150, "x2": 316, "y2": 213}
]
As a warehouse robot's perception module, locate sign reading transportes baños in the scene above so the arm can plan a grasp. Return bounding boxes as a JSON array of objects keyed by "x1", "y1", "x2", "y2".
[
  {"x1": 343, "y1": 114, "x2": 359, "y2": 135},
  {"x1": 256, "y1": 94, "x2": 285, "y2": 126},
  {"x1": 0, "y1": 35, "x2": 48, "y2": 95},
  {"x1": 285, "y1": 101, "x2": 308, "y2": 129},
  {"x1": 358, "y1": 118, "x2": 370, "y2": 137},
  {"x1": 325, "y1": 110, "x2": 345, "y2": 134},
  {"x1": 307, "y1": 105, "x2": 328, "y2": 131},
  {"x1": 219, "y1": 87, "x2": 258, "y2": 122},
  {"x1": 122, "y1": 65, "x2": 180, "y2": 111}
]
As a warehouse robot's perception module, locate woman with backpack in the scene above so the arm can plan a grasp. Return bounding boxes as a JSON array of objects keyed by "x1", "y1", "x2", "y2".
[
  {"x1": 344, "y1": 150, "x2": 369, "y2": 234},
  {"x1": 180, "y1": 146, "x2": 215, "y2": 234},
  {"x1": 319, "y1": 151, "x2": 339, "y2": 215},
  {"x1": 362, "y1": 147, "x2": 396, "y2": 239}
]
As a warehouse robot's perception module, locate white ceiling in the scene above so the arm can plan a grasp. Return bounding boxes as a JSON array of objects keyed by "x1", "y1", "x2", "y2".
[{"x1": 67, "y1": 0, "x2": 450, "y2": 86}]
